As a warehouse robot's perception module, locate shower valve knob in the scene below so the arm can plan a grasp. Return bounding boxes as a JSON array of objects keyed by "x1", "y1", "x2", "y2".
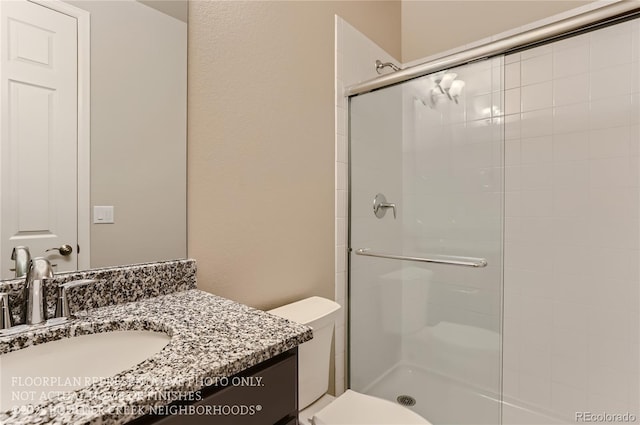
[{"x1": 373, "y1": 193, "x2": 397, "y2": 219}]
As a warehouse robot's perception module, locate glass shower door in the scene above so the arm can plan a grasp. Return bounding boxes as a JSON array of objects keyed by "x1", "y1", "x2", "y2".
[{"x1": 349, "y1": 57, "x2": 504, "y2": 425}]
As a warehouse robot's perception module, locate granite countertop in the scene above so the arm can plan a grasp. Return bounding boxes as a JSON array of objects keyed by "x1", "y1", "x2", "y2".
[{"x1": 0, "y1": 288, "x2": 313, "y2": 425}]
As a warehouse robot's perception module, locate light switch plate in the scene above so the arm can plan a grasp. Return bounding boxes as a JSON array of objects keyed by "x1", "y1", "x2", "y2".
[{"x1": 93, "y1": 206, "x2": 114, "y2": 224}]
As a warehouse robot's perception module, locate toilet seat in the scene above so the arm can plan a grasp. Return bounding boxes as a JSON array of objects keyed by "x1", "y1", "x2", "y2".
[{"x1": 311, "y1": 390, "x2": 431, "y2": 425}]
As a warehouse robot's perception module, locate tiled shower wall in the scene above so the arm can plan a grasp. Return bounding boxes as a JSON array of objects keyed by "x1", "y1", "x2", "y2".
[
  {"x1": 335, "y1": 16, "x2": 398, "y2": 395},
  {"x1": 502, "y1": 20, "x2": 640, "y2": 422}
]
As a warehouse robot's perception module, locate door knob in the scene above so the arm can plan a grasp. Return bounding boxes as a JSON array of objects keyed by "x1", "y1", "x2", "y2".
[{"x1": 46, "y1": 244, "x2": 73, "y2": 256}]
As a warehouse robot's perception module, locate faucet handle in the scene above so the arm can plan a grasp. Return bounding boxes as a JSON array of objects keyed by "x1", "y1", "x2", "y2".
[
  {"x1": 55, "y1": 279, "x2": 98, "y2": 319},
  {"x1": 0, "y1": 293, "x2": 12, "y2": 330}
]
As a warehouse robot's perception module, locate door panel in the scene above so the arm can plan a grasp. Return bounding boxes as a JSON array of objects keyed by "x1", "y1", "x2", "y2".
[
  {"x1": 349, "y1": 58, "x2": 504, "y2": 424},
  {"x1": 1, "y1": 0, "x2": 78, "y2": 276}
]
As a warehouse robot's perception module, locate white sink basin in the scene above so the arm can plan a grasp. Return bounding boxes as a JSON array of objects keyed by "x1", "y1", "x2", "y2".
[{"x1": 0, "y1": 330, "x2": 171, "y2": 412}]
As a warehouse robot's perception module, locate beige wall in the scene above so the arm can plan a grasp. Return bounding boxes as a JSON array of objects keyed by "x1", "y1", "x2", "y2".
[
  {"x1": 402, "y1": 0, "x2": 593, "y2": 62},
  {"x1": 188, "y1": 1, "x2": 400, "y2": 309},
  {"x1": 67, "y1": 0, "x2": 187, "y2": 268}
]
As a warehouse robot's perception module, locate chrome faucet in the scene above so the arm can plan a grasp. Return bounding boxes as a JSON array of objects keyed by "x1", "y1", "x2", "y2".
[
  {"x1": 0, "y1": 262, "x2": 96, "y2": 335},
  {"x1": 23, "y1": 257, "x2": 54, "y2": 325},
  {"x1": 11, "y1": 246, "x2": 31, "y2": 278}
]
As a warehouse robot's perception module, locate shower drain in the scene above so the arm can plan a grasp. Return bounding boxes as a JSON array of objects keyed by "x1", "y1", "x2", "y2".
[{"x1": 396, "y1": 395, "x2": 416, "y2": 407}]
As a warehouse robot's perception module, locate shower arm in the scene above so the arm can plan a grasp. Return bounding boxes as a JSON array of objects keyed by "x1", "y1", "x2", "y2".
[{"x1": 375, "y1": 60, "x2": 401, "y2": 74}]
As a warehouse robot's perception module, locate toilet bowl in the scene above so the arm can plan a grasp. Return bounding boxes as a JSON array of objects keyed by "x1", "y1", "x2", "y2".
[{"x1": 269, "y1": 296, "x2": 431, "y2": 425}]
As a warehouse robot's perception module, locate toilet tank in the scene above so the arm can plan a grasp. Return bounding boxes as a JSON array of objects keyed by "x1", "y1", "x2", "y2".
[{"x1": 268, "y1": 296, "x2": 341, "y2": 409}]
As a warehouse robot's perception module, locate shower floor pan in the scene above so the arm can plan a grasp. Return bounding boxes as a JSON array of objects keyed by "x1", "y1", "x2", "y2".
[{"x1": 363, "y1": 363, "x2": 564, "y2": 425}]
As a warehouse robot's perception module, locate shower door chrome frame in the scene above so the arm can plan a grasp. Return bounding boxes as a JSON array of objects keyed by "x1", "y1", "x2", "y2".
[{"x1": 347, "y1": 1, "x2": 640, "y2": 97}]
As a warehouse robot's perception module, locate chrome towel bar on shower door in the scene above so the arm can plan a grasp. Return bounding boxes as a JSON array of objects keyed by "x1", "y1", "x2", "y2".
[{"x1": 352, "y1": 248, "x2": 488, "y2": 268}]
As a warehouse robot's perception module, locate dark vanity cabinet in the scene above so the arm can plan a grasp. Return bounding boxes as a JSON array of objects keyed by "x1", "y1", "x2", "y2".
[{"x1": 131, "y1": 348, "x2": 298, "y2": 425}]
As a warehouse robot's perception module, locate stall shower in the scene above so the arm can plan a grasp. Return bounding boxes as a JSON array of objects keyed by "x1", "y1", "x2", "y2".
[{"x1": 348, "y1": 7, "x2": 640, "y2": 425}]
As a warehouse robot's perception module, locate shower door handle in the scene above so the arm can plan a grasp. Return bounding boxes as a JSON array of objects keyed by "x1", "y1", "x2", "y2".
[{"x1": 353, "y1": 248, "x2": 487, "y2": 268}]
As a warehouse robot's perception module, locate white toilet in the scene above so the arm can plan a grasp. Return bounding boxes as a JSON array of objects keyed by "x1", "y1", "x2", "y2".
[{"x1": 269, "y1": 296, "x2": 431, "y2": 425}]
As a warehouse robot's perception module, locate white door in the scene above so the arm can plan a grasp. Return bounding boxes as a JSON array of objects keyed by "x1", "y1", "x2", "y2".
[{"x1": 0, "y1": 0, "x2": 78, "y2": 278}]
